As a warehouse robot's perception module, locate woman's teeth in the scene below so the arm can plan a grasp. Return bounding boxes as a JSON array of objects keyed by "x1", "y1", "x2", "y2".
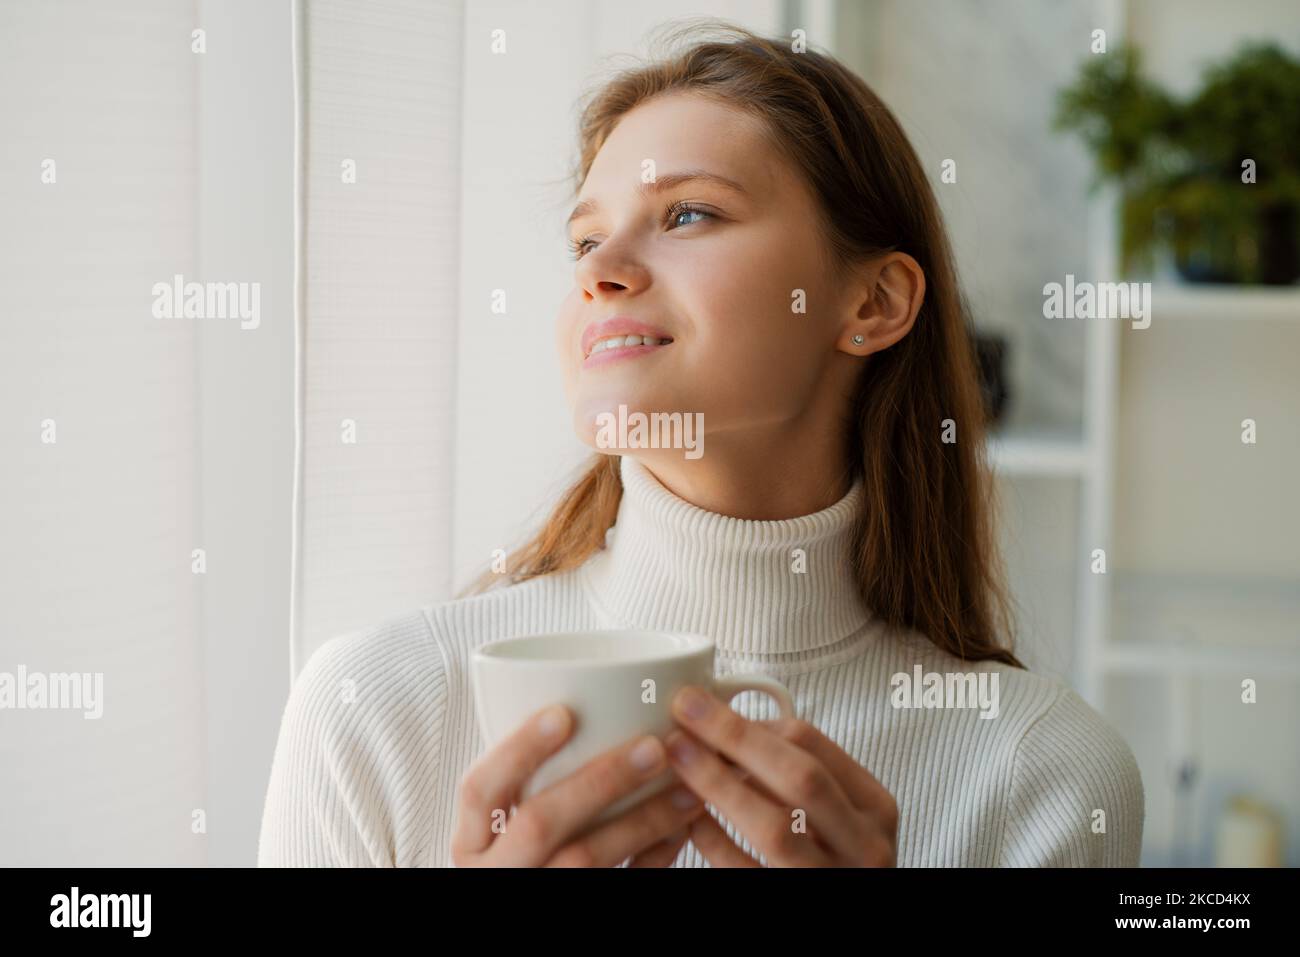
[{"x1": 588, "y1": 335, "x2": 671, "y2": 356}]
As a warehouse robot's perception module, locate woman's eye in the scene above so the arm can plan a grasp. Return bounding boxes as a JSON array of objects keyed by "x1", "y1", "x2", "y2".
[
  {"x1": 669, "y1": 205, "x2": 711, "y2": 229},
  {"x1": 567, "y1": 203, "x2": 714, "y2": 261}
]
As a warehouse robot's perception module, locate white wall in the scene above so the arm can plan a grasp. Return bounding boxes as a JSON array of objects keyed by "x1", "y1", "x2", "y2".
[{"x1": 1129, "y1": 0, "x2": 1300, "y2": 95}]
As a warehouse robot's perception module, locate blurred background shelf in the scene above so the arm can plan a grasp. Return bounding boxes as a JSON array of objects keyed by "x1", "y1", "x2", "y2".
[
  {"x1": 987, "y1": 427, "x2": 1089, "y2": 477},
  {"x1": 1102, "y1": 641, "x2": 1300, "y2": 676},
  {"x1": 1107, "y1": 571, "x2": 1300, "y2": 672},
  {"x1": 1113, "y1": 570, "x2": 1300, "y2": 608},
  {"x1": 1153, "y1": 283, "x2": 1300, "y2": 321}
]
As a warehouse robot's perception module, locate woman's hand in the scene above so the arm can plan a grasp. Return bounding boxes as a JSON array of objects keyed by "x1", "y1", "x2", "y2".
[
  {"x1": 450, "y1": 703, "x2": 707, "y2": 867},
  {"x1": 663, "y1": 686, "x2": 899, "y2": 867}
]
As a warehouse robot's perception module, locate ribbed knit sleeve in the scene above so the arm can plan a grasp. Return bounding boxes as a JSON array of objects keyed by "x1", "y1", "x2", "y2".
[
  {"x1": 996, "y1": 686, "x2": 1145, "y2": 867},
  {"x1": 257, "y1": 611, "x2": 448, "y2": 867}
]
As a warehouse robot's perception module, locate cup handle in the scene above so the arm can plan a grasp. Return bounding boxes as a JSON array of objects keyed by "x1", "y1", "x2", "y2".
[{"x1": 712, "y1": 674, "x2": 796, "y2": 719}]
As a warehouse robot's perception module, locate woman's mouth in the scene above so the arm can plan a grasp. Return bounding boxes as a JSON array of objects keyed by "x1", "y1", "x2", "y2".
[{"x1": 583, "y1": 334, "x2": 673, "y2": 368}]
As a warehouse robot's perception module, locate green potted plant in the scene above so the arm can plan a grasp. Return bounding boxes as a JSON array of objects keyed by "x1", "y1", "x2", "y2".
[{"x1": 1054, "y1": 41, "x2": 1300, "y2": 285}]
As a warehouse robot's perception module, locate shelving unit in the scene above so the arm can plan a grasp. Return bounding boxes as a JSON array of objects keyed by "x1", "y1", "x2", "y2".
[
  {"x1": 1107, "y1": 571, "x2": 1300, "y2": 675},
  {"x1": 1102, "y1": 641, "x2": 1300, "y2": 677},
  {"x1": 986, "y1": 427, "x2": 1088, "y2": 477},
  {"x1": 1150, "y1": 283, "x2": 1300, "y2": 322},
  {"x1": 988, "y1": 273, "x2": 1300, "y2": 705},
  {"x1": 977, "y1": 0, "x2": 1300, "y2": 714}
]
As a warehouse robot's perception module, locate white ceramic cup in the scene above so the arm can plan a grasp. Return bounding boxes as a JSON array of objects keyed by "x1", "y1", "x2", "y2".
[{"x1": 471, "y1": 629, "x2": 796, "y2": 826}]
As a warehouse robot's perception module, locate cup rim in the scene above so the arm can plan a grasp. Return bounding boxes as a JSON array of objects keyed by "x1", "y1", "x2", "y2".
[{"x1": 472, "y1": 629, "x2": 714, "y2": 666}]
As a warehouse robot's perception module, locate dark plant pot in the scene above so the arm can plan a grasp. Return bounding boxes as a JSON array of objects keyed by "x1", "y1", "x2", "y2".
[
  {"x1": 1174, "y1": 248, "x2": 1239, "y2": 284},
  {"x1": 972, "y1": 332, "x2": 1010, "y2": 426},
  {"x1": 1173, "y1": 213, "x2": 1244, "y2": 283},
  {"x1": 1259, "y1": 203, "x2": 1300, "y2": 285},
  {"x1": 1174, "y1": 202, "x2": 1300, "y2": 285}
]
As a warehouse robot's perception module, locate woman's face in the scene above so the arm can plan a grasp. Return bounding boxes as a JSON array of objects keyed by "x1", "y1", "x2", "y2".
[{"x1": 556, "y1": 92, "x2": 862, "y2": 462}]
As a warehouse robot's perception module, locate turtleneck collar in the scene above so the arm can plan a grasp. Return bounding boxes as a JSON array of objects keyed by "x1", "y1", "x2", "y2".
[{"x1": 579, "y1": 455, "x2": 875, "y2": 662}]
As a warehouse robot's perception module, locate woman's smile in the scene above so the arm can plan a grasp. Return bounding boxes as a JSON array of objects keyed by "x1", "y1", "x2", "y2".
[{"x1": 582, "y1": 335, "x2": 674, "y2": 369}]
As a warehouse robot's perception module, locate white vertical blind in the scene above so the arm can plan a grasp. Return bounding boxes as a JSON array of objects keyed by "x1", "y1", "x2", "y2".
[
  {"x1": 292, "y1": 0, "x2": 464, "y2": 675},
  {"x1": 195, "y1": 0, "x2": 297, "y2": 867},
  {"x1": 0, "y1": 0, "x2": 205, "y2": 865}
]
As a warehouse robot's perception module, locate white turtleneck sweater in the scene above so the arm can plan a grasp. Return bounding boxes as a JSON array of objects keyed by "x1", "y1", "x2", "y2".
[{"x1": 258, "y1": 455, "x2": 1144, "y2": 867}]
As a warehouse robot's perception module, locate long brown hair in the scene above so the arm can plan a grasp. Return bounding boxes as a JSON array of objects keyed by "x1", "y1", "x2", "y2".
[{"x1": 461, "y1": 20, "x2": 1022, "y2": 668}]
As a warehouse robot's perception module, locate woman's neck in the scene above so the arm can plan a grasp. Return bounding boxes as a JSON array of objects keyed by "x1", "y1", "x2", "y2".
[{"x1": 579, "y1": 454, "x2": 874, "y2": 661}]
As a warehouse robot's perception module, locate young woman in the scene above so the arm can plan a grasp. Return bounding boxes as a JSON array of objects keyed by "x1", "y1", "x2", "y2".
[{"x1": 259, "y1": 23, "x2": 1144, "y2": 868}]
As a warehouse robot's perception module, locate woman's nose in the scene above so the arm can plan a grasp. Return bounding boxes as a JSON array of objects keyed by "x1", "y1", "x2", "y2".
[{"x1": 575, "y1": 242, "x2": 650, "y2": 298}]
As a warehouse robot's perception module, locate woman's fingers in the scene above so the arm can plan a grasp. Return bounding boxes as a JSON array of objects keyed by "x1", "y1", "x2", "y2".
[
  {"x1": 483, "y1": 731, "x2": 673, "y2": 866},
  {"x1": 756, "y1": 717, "x2": 894, "y2": 816},
  {"x1": 451, "y1": 703, "x2": 574, "y2": 863},
  {"x1": 626, "y1": 826, "x2": 691, "y2": 868},
  {"x1": 451, "y1": 696, "x2": 888, "y2": 868},
  {"x1": 687, "y1": 814, "x2": 760, "y2": 867},
  {"x1": 663, "y1": 725, "x2": 830, "y2": 866},
  {"x1": 668, "y1": 688, "x2": 865, "y2": 859},
  {"x1": 545, "y1": 782, "x2": 706, "y2": 867}
]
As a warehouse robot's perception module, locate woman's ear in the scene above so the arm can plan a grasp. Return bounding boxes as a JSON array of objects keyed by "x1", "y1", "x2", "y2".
[{"x1": 839, "y1": 252, "x2": 926, "y2": 355}]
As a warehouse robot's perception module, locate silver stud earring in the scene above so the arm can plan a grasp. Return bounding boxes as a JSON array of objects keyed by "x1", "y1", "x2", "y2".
[{"x1": 851, "y1": 334, "x2": 864, "y2": 345}]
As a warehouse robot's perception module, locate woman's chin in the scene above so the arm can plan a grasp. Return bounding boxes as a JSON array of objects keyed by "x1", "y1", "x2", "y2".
[
  {"x1": 572, "y1": 398, "x2": 674, "y2": 451},
  {"x1": 573, "y1": 395, "x2": 650, "y2": 422}
]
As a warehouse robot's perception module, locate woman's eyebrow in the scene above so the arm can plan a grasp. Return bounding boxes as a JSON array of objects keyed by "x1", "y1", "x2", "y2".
[{"x1": 566, "y1": 169, "x2": 749, "y2": 230}]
